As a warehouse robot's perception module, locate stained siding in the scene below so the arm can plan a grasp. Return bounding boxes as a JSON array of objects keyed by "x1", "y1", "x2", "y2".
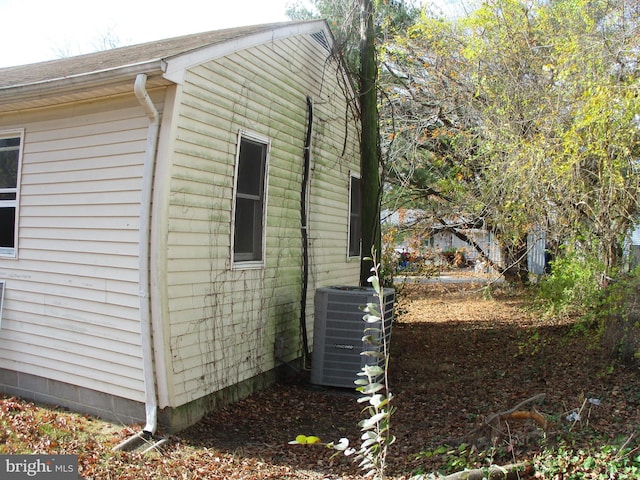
[
  {"x1": 0, "y1": 96, "x2": 155, "y2": 402},
  {"x1": 163, "y1": 34, "x2": 360, "y2": 406}
]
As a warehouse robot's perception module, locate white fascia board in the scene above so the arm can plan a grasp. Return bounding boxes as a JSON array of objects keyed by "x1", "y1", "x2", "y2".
[{"x1": 163, "y1": 21, "x2": 331, "y2": 85}]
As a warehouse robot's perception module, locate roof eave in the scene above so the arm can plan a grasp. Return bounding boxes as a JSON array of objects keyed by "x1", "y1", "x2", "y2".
[{"x1": 0, "y1": 60, "x2": 167, "y2": 106}]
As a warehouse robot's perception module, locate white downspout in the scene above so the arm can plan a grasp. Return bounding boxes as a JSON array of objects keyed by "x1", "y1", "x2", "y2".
[{"x1": 134, "y1": 73, "x2": 160, "y2": 435}]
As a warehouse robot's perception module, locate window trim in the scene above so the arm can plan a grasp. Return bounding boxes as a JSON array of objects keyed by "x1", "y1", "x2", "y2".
[
  {"x1": 348, "y1": 172, "x2": 361, "y2": 259},
  {"x1": 230, "y1": 130, "x2": 270, "y2": 269},
  {"x1": 0, "y1": 129, "x2": 24, "y2": 259},
  {"x1": 0, "y1": 280, "x2": 5, "y2": 327}
]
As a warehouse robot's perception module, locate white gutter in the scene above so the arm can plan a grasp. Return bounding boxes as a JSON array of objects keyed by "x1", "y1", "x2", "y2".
[
  {"x1": 134, "y1": 73, "x2": 160, "y2": 435},
  {"x1": 0, "y1": 62, "x2": 166, "y2": 100}
]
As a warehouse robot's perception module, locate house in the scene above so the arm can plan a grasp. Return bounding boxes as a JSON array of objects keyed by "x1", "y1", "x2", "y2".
[
  {"x1": 0, "y1": 21, "x2": 362, "y2": 432},
  {"x1": 382, "y1": 209, "x2": 503, "y2": 267}
]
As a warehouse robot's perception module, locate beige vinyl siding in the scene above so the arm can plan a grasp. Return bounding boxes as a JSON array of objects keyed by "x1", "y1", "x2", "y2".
[
  {"x1": 161, "y1": 33, "x2": 360, "y2": 406},
  {"x1": 0, "y1": 95, "x2": 156, "y2": 402}
]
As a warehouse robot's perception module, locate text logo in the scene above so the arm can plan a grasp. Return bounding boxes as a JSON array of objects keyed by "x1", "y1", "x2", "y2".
[{"x1": 0, "y1": 455, "x2": 77, "y2": 479}]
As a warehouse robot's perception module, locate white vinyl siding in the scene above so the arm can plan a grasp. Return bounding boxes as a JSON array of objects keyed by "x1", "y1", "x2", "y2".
[
  {"x1": 0, "y1": 97, "x2": 153, "y2": 402},
  {"x1": 163, "y1": 33, "x2": 360, "y2": 406}
]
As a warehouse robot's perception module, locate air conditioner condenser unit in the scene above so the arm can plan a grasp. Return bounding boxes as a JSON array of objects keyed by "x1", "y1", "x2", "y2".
[{"x1": 311, "y1": 286, "x2": 395, "y2": 388}]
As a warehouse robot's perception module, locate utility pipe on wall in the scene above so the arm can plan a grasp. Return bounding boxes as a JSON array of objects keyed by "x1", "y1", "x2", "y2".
[
  {"x1": 134, "y1": 73, "x2": 160, "y2": 435},
  {"x1": 299, "y1": 96, "x2": 313, "y2": 367}
]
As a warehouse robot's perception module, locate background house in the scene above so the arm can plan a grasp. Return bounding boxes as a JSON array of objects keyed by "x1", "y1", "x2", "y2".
[
  {"x1": 0, "y1": 20, "x2": 362, "y2": 432},
  {"x1": 382, "y1": 209, "x2": 503, "y2": 268}
]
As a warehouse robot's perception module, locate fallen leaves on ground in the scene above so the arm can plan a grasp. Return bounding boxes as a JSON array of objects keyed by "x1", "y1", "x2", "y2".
[{"x1": 1, "y1": 281, "x2": 639, "y2": 479}]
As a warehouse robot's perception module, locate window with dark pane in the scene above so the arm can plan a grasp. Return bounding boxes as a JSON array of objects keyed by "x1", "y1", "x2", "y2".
[
  {"x1": 0, "y1": 134, "x2": 20, "y2": 254},
  {"x1": 233, "y1": 136, "x2": 267, "y2": 262},
  {"x1": 349, "y1": 175, "x2": 362, "y2": 257}
]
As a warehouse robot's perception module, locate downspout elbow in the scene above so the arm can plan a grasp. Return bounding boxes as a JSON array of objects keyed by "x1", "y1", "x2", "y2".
[{"x1": 135, "y1": 74, "x2": 160, "y2": 123}]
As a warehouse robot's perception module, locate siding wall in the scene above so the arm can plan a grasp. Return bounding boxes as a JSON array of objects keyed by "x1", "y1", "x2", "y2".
[
  {"x1": 162, "y1": 34, "x2": 360, "y2": 407},
  {"x1": 0, "y1": 95, "x2": 155, "y2": 403}
]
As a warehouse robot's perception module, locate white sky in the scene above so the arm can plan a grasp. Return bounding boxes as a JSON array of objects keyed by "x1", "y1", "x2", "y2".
[
  {"x1": 0, "y1": 0, "x2": 298, "y2": 68},
  {"x1": 0, "y1": 0, "x2": 464, "y2": 69}
]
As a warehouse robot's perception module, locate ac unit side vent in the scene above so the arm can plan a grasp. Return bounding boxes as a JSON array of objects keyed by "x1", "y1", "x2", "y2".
[{"x1": 311, "y1": 286, "x2": 395, "y2": 388}]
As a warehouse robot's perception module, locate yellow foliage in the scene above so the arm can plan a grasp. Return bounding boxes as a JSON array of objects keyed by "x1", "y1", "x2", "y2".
[{"x1": 293, "y1": 434, "x2": 321, "y2": 445}]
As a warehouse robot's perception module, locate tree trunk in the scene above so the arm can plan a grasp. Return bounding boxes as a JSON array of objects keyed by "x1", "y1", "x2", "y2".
[
  {"x1": 443, "y1": 222, "x2": 528, "y2": 285},
  {"x1": 359, "y1": 0, "x2": 382, "y2": 285},
  {"x1": 501, "y1": 236, "x2": 529, "y2": 285}
]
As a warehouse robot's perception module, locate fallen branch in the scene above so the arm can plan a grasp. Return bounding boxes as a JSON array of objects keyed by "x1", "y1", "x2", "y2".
[
  {"x1": 465, "y1": 393, "x2": 550, "y2": 445},
  {"x1": 497, "y1": 409, "x2": 549, "y2": 430},
  {"x1": 485, "y1": 393, "x2": 546, "y2": 426},
  {"x1": 437, "y1": 462, "x2": 531, "y2": 480},
  {"x1": 484, "y1": 393, "x2": 550, "y2": 432}
]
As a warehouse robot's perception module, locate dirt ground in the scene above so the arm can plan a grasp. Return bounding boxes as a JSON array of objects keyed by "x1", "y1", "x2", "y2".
[{"x1": 2, "y1": 280, "x2": 639, "y2": 479}]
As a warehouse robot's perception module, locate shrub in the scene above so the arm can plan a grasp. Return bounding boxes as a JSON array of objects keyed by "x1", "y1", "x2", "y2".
[
  {"x1": 536, "y1": 248, "x2": 604, "y2": 316},
  {"x1": 595, "y1": 269, "x2": 640, "y2": 366}
]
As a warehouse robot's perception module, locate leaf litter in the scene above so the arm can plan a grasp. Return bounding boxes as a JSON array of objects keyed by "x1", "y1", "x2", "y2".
[{"x1": 1, "y1": 280, "x2": 639, "y2": 479}]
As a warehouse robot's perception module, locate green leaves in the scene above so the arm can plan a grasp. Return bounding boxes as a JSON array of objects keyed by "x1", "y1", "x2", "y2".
[
  {"x1": 357, "y1": 382, "x2": 385, "y2": 395},
  {"x1": 367, "y1": 275, "x2": 381, "y2": 293},
  {"x1": 534, "y1": 442, "x2": 640, "y2": 479},
  {"x1": 359, "y1": 412, "x2": 387, "y2": 430}
]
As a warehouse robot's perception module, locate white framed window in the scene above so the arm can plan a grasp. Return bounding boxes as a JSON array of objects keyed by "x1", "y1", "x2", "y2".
[
  {"x1": 348, "y1": 173, "x2": 361, "y2": 258},
  {"x1": 0, "y1": 130, "x2": 23, "y2": 258},
  {"x1": 231, "y1": 131, "x2": 269, "y2": 267},
  {"x1": 0, "y1": 280, "x2": 5, "y2": 328}
]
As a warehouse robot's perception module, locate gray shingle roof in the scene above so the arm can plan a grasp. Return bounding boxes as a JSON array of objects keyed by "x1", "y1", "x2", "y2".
[{"x1": 0, "y1": 21, "x2": 311, "y2": 90}]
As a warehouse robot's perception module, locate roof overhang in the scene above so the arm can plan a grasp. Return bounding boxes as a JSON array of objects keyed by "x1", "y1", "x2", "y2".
[
  {"x1": 0, "y1": 20, "x2": 335, "y2": 114},
  {"x1": 0, "y1": 61, "x2": 170, "y2": 114}
]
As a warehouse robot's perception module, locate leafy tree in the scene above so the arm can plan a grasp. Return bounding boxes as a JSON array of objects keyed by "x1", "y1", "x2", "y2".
[{"x1": 382, "y1": 0, "x2": 640, "y2": 285}]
